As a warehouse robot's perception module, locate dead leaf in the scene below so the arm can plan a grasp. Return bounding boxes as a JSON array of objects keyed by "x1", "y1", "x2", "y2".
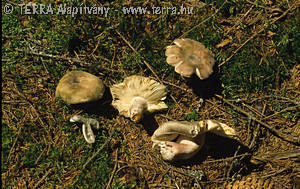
[
  {"x1": 267, "y1": 31, "x2": 276, "y2": 37},
  {"x1": 216, "y1": 36, "x2": 233, "y2": 48},
  {"x1": 118, "y1": 173, "x2": 137, "y2": 183}
]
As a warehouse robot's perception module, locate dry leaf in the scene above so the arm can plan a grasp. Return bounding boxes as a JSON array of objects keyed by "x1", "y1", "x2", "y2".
[{"x1": 216, "y1": 36, "x2": 233, "y2": 48}]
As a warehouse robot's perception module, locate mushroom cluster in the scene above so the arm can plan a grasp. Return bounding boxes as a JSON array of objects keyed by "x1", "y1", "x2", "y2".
[{"x1": 55, "y1": 38, "x2": 240, "y2": 162}]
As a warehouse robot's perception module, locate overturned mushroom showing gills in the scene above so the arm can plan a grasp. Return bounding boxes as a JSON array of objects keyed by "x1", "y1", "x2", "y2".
[
  {"x1": 70, "y1": 115, "x2": 100, "y2": 144},
  {"x1": 165, "y1": 38, "x2": 215, "y2": 79},
  {"x1": 56, "y1": 71, "x2": 105, "y2": 104},
  {"x1": 110, "y1": 75, "x2": 167, "y2": 122},
  {"x1": 151, "y1": 120, "x2": 239, "y2": 161}
]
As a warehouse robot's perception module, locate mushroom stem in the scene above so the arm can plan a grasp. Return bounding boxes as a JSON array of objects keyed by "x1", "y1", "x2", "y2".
[
  {"x1": 201, "y1": 120, "x2": 239, "y2": 140},
  {"x1": 82, "y1": 123, "x2": 95, "y2": 144},
  {"x1": 70, "y1": 115, "x2": 100, "y2": 143},
  {"x1": 151, "y1": 121, "x2": 200, "y2": 143},
  {"x1": 129, "y1": 96, "x2": 148, "y2": 122}
]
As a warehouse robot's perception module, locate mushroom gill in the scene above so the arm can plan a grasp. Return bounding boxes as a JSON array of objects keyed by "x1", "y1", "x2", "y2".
[{"x1": 110, "y1": 75, "x2": 168, "y2": 122}]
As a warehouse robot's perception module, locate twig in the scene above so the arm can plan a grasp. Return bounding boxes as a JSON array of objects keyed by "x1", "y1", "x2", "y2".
[
  {"x1": 157, "y1": 114, "x2": 178, "y2": 121},
  {"x1": 105, "y1": 149, "x2": 119, "y2": 189},
  {"x1": 16, "y1": 49, "x2": 121, "y2": 73},
  {"x1": 218, "y1": 28, "x2": 263, "y2": 67},
  {"x1": 11, "y1": 84, "x2": 50, "y2": 133},
  {"x1": 226, "y1": 146, "x2": 241, "y2": 178},
  {"x1": 32, "y1": 168, "x2": 54, "y2": 189},
  {"x1": 253, "y1": 149, "x2": 300, "y2": 162},
  {"x1": 115, "y1": 30, "x2": 183, "y2": 111},
  {"x1": 260, "y1": 167, "x2": 290, "y2": 179},
  {"x1": 249, "y1": 95, "x2": 300, "y2": 105},
  {"x1": 172, "y1": 168, "x2": 226, "y2": 184},
  {"x1": 268, "y1": 149, "x2": 300, "y2": 160},
  {"x1": 225, "y1": 5, "x2": 255, "y2": 35},
  {"x1": 16, "y1": 48, "x2": 84, "y2": 63},
  {"x1": 262, "y1": 104, "x2": 300, "y2": 120},
  {"x1": 215, "y1": 94, "x2": 300, "y2": 145},
  {"x1": 249, "y1": 102, "x2": 266, "y2": 149},
  {"x1": 178, "y1": 0, "x2": 228, "y2": 38},
  {"x1": 82, "y1": 129, "x2": 115, "y2": 170},
  {"x1": 148, "y1": 184, "x2": 177, "y2": 188},
  {"x1": 219, "y1": 3, "x2": 297, "y2": 67},
  {"x1": 245, "y1": 0, "x2": 275, "y2": 11},
  {"x1": 6, "y1": 127, "x2": 22, "y2": 164},
  {"x1": 149, "y1": 76, "x2": 190, "y2": 92}
]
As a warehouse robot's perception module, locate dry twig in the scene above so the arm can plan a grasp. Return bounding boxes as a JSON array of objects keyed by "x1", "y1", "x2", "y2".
[
  {"x1": 32, "y1": 168, "x2": 54, "y2": 189},
  {"x1": 178, "y1": 0, "x2": 228, "y2": 38},
  {"x1": 105, "y1": 148, "x2": 119, "y2": 189},
  {"x1": 82, "y1": 129, "x2": 115, "y2": 170},
  {"x1": 16, "y1": 49, "x2": 121, "y2": 73},
  {"x1": 215, "y1": 94, "x2": 300, "y2": 145},
  {"x1": 219, "y1": 3, "x2": 297, "y2": 67}
]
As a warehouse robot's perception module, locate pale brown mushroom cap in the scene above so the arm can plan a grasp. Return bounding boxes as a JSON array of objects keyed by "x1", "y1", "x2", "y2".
[
  {"x1": 110, "y1": 75, "x2": 168, "y2": 122},
  {"x1": 165, "y1": 38, "x2": 215, "y2": 79},
  {"x1": 55, "y1": 71, "x2": 105, "y2": 104}
]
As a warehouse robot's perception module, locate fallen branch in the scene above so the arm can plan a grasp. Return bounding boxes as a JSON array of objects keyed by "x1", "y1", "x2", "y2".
[{"x1": 215, "y1": 95, "x2": 300, "y2": 145}]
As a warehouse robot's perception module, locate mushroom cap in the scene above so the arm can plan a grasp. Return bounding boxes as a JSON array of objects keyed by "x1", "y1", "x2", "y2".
[
  {"x1": 110, "y1": 75, "x2": 168, "y2": 120},
  {"x1": 165, "y1": 38, "x2": 215, "y2": 79},
  {"x1": 55, "y1": 71, "x2": 105, "y2": 104}
]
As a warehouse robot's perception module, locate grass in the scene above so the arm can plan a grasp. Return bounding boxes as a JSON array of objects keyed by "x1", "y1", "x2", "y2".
[{"x1": 2, "y1": 0, "x2": 299, "y2": 188}]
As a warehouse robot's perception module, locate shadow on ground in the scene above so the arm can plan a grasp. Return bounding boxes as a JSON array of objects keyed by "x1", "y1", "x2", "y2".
[
  {"x1": 170, "y1": 133, "x2": 251, "y2": 171},
  {"x1": 186, "y1": 65, "x2": 223, "y2": 99},
  {"x1": 70, "y1": 86, "x2": 118, "y2": 119}
]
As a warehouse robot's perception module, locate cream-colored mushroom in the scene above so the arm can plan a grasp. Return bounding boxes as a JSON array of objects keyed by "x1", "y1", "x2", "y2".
[
  {"x1": 165, "y1": 38, "x2": 215, "y2": 79},
  {"x1": 151, "y1": 120, "x2": 239, "y2": 161},
  {"x1": 70, "y1": 115, "x2": 100, "y2": 144},
  {"x1": 56, "y1": 71, "x2": 105, "y2": 104},
  {"x1": 110, "y1": 75, "x2": 167, "y2": 122}
]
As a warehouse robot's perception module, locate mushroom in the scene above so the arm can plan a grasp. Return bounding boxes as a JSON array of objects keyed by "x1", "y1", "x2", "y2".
[
  {"x1": 110, "y1": 75, "x2": 167, "y2": 122},
  {"x1": 70, "y1": 115, "x2": 100, "y2": 143},
  {"x1": 55, "y1": 71, "x2": 105, "y2": 104},
  {"x1": 165, "y1": 38, "x2": 215, "y2": 79},
  {"x1": 151, "y1": 120, "x2": 239, "y2": 161}
]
